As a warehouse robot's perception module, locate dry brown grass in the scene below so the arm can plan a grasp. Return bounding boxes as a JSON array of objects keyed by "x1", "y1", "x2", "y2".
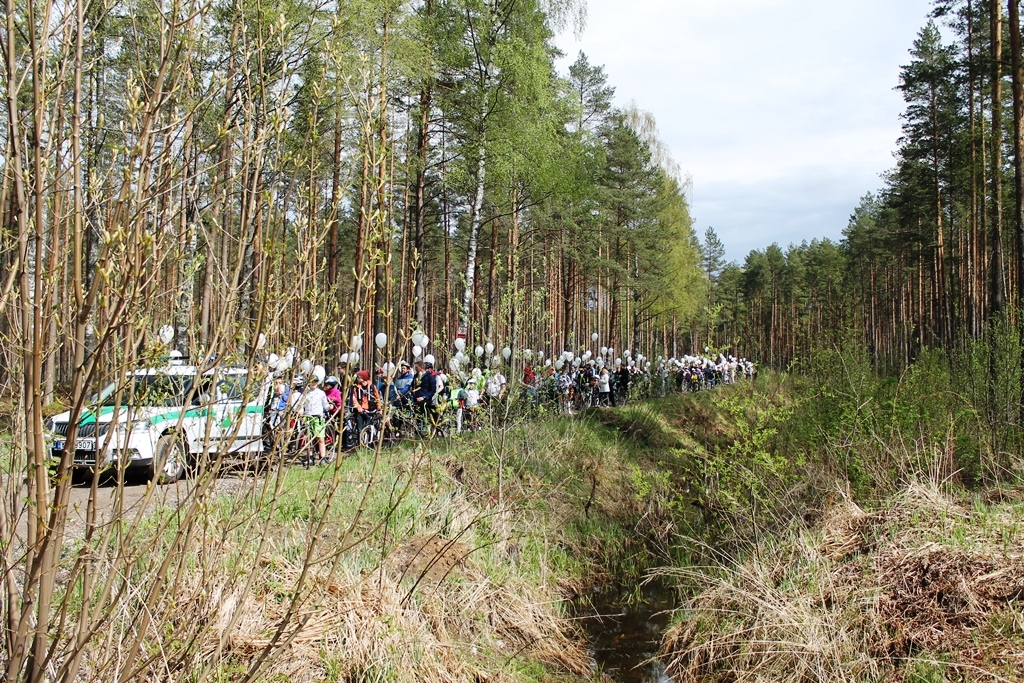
[
  {"x1": 88, "y1": 530, "x2": 592, "y2": 682},
  {"x1": 660, "y1": 482, "x2": 1024, "y2": 682}
]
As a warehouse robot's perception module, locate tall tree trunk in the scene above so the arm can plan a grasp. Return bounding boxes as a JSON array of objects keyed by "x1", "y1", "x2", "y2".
[
  {"x1": 373, "y1": 23, "x2": 390, "y2": 344},
  {"x1": 1009, "y1": 0, "x2": 1024, "y2": 418},
  {"x1": 486, "y1": 215, "x2": 499, "y2": 339},
  {"x1": 461, "y1": 138, "x2": 487, "y2": 334},
  {"x1": 1010, "y1": 0, "x2": 1024, "y2": 310},
  {"x1": 412, "y1": 10, "x2": 432, "y2": 328},
  {"x1": 327, "y1": 109, "x2": 342, "y2": 290},
  {"x1": 508, "y1": 184, "x2": 520, "y2": 348},
  {"x1": 990, "y1": 0, "x2": 1006, "y2": 317}
]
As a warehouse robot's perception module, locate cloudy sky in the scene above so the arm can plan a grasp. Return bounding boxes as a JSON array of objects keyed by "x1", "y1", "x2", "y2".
[{"x1": 555, "y1": 0, "x2": 936, "y2": 262}]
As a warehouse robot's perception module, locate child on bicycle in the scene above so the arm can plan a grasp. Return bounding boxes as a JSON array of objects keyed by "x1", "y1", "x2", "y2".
[{"x1": 302, "y1": 376, "x2": 331, "y2": 465}]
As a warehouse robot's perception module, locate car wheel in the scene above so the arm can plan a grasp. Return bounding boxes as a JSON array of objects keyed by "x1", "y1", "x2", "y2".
[{"x1": 152, "y1": 433, "x2": 187, "y2": 484}]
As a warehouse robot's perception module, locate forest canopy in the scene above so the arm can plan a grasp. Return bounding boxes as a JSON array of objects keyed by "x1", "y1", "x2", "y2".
[{"x1": 0, "y1": 0, "x2": 708, "y2": 406}]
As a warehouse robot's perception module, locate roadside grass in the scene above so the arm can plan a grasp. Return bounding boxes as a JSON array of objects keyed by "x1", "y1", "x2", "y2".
[
  {"x1": 49, "y1": 394, "x2": 725, "y2": 682},
  {"x1": 57, "y1": 438, "x2": 595, "y2": 681},
  {"x1": 19, "y1": 381, "x2": 783, "y2": 681}
]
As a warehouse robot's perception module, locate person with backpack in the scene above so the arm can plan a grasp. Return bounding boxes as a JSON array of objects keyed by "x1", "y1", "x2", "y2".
[{"x1": 350, "y1": 369, "x2": 382, "y2": 442}]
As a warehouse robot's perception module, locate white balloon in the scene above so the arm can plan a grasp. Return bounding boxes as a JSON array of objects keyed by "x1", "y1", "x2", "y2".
[
  {"x1": 615, "y1": 358, "x2": 622, "y2": 367},
  {"x1": 591, "y1": 332, "x2": 599, "y2": 342},
  {"x1": 340, "y1": 353, "x2": 349, "y2": 364},
  {"x1": 545, "y1": 359, "x2": 552, "y2": 367},
  {"x1": 350, "y1": 351, "x2": 360, "y2": 364},
  {"x1": 268, "y1": 353, "x2": 280, "y2": 370},
  {"x1": 490, "y1": 355, "x2": 500, "y2": 367},
  {"x1": 411, "y1": 331, "x2": 426, "y2": 347},
  {"x1": 158, "y1": 325, "x2": 174, "y2": 345},
  {"x1": 413, "y1": 345, "x2": 422, "y2": 358},
  {"x1": 624, "y1": 349, "x2": 631, "y2": 357},
  {"x1": 314, "y1": 365, "x2": 326, "y2": 383},
  {"x1": 475, "y1": 345, "x2": 484, "y2": 358},
  {"x1": 537, "y1": 351, "x2": 544, "y2": 360},
  {"x1": 351, "y1": 334, "x2": 363, "y2": 351},
  {"x1": 502, "y1": 346, "x2": 512, "y2": 360},
  {"x1": 600, "y1": 346, "x2": 608, "y2": 356},
  {"x1": 449, "y1": 357, "x2": 460, "y2": 371},
  {"x1": 300, "y1": 359, "x2": 313, "y2": 374},
  {"x1": 384, "y1": 362, "x2": 396, "y2": 375},
  {"x1": 485, "y1": 342, "x2": 494, "y2": 355},
  {"x1": 256, "y1": 333, "x2": 267, "y2": 349},
  {"x1": 455, "y1": 338, "x2": 466, "y2": 352},
  {"x1": 555, "y1": 359, "x2": 564, "y2": 370},
  {"x1": 375, "y1": 332, "x2": 388, "y2": 349},
  {"x1": 278, "y1": 355, "x2": 293, "y2": 370},
  {"x1": 421, "y1": 335, "x2": 430, "y2": 348},
  {"x1": 424, "y1": 354, "x2": 435, "y2": 365}
]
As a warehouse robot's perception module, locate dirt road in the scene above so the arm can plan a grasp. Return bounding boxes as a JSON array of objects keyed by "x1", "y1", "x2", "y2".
[{"x1": 10, "y1": 472, "x2": 252, "y2": 543}]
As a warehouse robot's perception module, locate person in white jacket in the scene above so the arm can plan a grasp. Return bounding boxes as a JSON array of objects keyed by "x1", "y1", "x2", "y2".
[
  {"x1": 597, "y1": 367, "x2": 612, "y2": 406},
  {"x1": 302, "y1": 377, "x2": 332, "y2": 464}
]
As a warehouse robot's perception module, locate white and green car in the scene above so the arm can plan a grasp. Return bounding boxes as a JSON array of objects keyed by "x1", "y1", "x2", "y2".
[{"x1": 46, "y1": 363, "x2": 271, "y2": 483}]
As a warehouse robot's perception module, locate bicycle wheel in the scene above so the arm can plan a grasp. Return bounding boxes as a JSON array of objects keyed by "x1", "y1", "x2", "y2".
[{"x1": 359, "y1": 423, "x2": 382, "y2": 449}]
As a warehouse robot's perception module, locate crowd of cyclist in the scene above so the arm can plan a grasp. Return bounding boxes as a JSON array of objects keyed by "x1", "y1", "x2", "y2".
[{"x1": 265, "y1": 343, "x2": 755, "y2": 463}]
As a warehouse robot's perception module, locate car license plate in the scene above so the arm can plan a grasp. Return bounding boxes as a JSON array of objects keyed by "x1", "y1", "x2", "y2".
[{"x1": 75, "y1": 438, "x2": 95, "y2": 451}]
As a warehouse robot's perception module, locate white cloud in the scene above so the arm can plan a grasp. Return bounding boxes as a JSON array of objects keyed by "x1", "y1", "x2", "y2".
[{"x1": 556, "y1": 0, "x2": 934, "y2": 261}]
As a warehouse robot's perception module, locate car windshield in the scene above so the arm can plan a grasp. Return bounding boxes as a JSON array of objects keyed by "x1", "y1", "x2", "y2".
[{"x1": 96, "y1": 373, "x2": 194, "y2": 407}]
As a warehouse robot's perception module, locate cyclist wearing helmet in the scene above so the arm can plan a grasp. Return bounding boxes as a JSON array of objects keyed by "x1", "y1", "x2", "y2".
[
  {"x1": 289, "y1": 376, "x2": 306, "y2": 411},
  {"x1": 324, "y1": 375, "x2": 343, "y2": 416},
  {"x1": 302, "y1": 376, "x2": 331, "y2": 465}
]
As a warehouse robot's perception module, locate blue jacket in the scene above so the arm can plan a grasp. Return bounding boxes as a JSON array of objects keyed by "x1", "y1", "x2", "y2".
[
  {"x1": 377, "y1": 377, "x2": 401, "y2": 404},
  {"x1": 412, "y1": 370, "x2": 437, "y2": 405},
  {"x1": 394, "y1": 370, "x2": 415, "y2": 396}
]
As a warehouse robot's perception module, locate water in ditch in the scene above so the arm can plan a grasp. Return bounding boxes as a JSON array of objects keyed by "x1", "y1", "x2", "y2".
[{"x1": 573, "y1": 578, "x2": 678, "y2": 683}]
